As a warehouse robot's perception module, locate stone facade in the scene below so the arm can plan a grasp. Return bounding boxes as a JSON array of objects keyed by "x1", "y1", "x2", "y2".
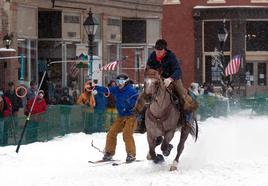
[{"x1": 0, "y1": 0, "x2": 163, "y2": 91}]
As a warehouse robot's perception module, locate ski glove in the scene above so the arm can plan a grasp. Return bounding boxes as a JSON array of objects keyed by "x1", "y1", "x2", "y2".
[{"x1": 164, "y1": 78, "x2": 173, "y2": 87}]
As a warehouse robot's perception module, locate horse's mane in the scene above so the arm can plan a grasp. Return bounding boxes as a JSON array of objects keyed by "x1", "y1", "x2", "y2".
[{"x1": 144, "y1": 68, "x2": 161, "y2": 79}]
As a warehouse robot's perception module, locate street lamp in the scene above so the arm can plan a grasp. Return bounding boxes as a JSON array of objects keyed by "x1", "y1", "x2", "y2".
[
  {"x1": 83, "y1": 9, "x2": 98, "y2": 80},
  {"x1": 3, "y1": 34, "x2": 12, "y2": 49},
  {"x1": 217, "y1": 20, "x2": 228, "y2": 86}
]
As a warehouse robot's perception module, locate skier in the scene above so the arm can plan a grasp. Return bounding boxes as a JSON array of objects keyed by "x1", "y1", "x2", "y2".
[{"x1": 95, "y1": 74, "x2": 139, "y2": 163}]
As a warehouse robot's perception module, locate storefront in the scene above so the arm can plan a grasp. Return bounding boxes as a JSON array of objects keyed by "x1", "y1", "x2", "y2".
[{"x1": 193, "y1": 6, "x2": 268, "y2": 96}]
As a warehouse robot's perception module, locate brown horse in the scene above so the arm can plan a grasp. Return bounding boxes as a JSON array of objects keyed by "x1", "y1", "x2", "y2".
[{"x1": 143, "y1": 69, "x2": 198, "y2": 171}]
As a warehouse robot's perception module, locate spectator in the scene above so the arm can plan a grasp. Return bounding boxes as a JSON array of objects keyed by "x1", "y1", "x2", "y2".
[
  {"x1": 77, "y1": 80, "x2": 96, "y2": 133},
  {"x1": 27, "y1": 80, "x2": 37, "y2": 101},
  {"x1": 24, "y1": 90, "x2": 47, "y2": 143},
  {"x1": 47, "y1": 79, "x2": 56, "y2": 104},
  {"x1": 0, "y1": 93, "x2": 12, "y2": 146},
  {"x1": 105, "y1": 80, "x2": 117, "y2": 130},
  {"x1": 69, "y1": 80, "x2": 80, "y2": 103},
  {"x1": 59, "y1": 87, "x2": 74, "y2": 134},
  {"x1": 93, "y1": 82, "x2": 107, "y2": 132},
  {"x1": 4, "y1": 81, "x2": 23, "y2": 127}
]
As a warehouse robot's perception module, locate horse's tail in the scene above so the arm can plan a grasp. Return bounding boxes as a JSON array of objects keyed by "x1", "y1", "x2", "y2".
[{"x1": 194, "y1": 118, "x2": 198, "y2": 142}]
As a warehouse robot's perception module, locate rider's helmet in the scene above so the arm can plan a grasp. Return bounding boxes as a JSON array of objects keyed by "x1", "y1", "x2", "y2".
[{"x1": 116, "y1": 74, "x2": 129, "y2": 87}]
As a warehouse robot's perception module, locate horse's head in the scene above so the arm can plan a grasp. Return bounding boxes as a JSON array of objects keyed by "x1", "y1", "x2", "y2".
[{"x1": 143, "y1": 69, "x2": 162, "y2": 103}]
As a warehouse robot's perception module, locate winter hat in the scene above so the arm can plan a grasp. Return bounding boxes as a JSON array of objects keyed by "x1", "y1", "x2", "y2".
[
  {"x1": 38, "y1": 90, "x2": 44, "y2": 95},
  {"x1": 189, "y1": 82, "x2": 199, "y2": 96}
]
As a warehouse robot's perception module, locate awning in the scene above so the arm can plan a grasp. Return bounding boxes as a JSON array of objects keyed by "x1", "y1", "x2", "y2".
[{"x1": 101, "y1": 61, "x2": 119, "y2": 71}]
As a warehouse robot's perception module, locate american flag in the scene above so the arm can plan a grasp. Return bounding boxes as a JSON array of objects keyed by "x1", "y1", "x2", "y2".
[
  {"x1": 68, "y1": 62, "x2": 79, "y2": 78},
  {"x1": 224, "y1": 55, "x2": 241, "y2": 76},
  {"x1": 101, "y1": 61, "x2": 119, "y2": 71}
]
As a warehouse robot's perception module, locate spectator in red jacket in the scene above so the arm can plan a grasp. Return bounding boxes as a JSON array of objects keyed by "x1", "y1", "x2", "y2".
[
  {"x1": 0, "y1": 93, "x2": 12, "y2": 145},
  {"x1": 24, "y1": 90, "x2": 47, "y2": 143}
]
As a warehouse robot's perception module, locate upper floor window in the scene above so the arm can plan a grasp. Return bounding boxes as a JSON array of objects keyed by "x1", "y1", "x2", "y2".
[
  {"x1": 122, "y1": 20, "x2": 146, "y2": 43},
  {"x1": 207, "y1": 0, "x2": 226, "y2": 3},
  {"x1": 251, "y1": 0, "x2": 268, "y2": 3},
  {"x1": 163, "y1": 0, "x2": 180, "y2": 5},
  {"x1": 204, "y1": 21, "x2": 230, "y2": 52},
  {"x1": 246, "y1": 21, "x2": 268, "y2": 51}
]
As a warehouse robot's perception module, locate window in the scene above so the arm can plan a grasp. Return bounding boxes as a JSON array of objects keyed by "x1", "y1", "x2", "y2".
[
  {"x1": 246, "y1": 21, "x2": 268, "y2": 51},
  {"x1": 163, "y1": 0, "x2": 181, "y2": 5},
  {"x1": 204, "y1": 21, "x2": 230, "y2": 52},
  {"x1": 207, "y1": 0, "x2": 226, "y2": 3},
  {"x1": 205, "y1": 54, "x2": 230, "y2": 85},
  {"x1": 38, "y1": 11, "x2": 62, "y2": 38},
  {"x1": 122, "y1": 20, "x2": 146, "y2": 43},
  {"x1": 257, "y1": 63, "x2": 267, "y2": 86},
  {"x1": 251, "y1": 0, "x2": 268, "y2": 3},
  {"x1": 245, "y1": 63, "x2": 254, "y2": 86},
  {"x1": 62, "y1": 12, "x2": 81, "y2": 40}
]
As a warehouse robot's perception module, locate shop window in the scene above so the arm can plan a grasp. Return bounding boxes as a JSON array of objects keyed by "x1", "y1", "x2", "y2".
[
  {"x1": 38, "y1": 11, "x2": 62, "y2": 38},
  {"x1": 107, "y1": 17, "x2": 121, "y2": 42},
  {"x1": 204, "y1": 21, "x2": 230, "y2": 52},
  {"x1": 245, "y1": 63, "x2": 254, "y2": 86},
  {"x1": 205, "y1": 54, "x2": 230, "y2": 85},
  {"x1": 257, "y1": 63, "x2": 267, "y2": 86},
  {"x1": 163, "y1": 0, "x2": 181, "y2": 5},
  {"x1": 246, "y1": 21, "x2": 268, "y2": 51},
  {"x1": 122, "y1": 20, "x2": 146, "y2": 43},
  {"x1": 251, "y1": 0, "x2": 268, "y2": 3},
  {"x1": 207, "y1": 0, "x2": 226, "y2": 3},
  {"x1": 62, "y1": 12, "x2": 81, "y2": 40}
]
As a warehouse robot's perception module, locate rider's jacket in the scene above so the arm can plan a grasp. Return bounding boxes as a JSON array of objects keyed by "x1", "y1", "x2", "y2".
[{"x1": 146, "y1": 49, "x2": 182, "y2": 80}]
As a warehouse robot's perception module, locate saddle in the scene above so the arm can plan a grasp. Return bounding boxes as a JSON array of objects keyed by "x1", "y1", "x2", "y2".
[{"x1": 167, "y1": 83, "x2": 199, "y2": 112}]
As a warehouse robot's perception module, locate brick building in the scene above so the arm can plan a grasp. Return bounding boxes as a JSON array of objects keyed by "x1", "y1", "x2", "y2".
[
  {"x1": 0, "y1": 0, "x2": 163, "y2": 92},
  {"x1": 163, "y1": 0, "x2": 268, "y2": 96}
]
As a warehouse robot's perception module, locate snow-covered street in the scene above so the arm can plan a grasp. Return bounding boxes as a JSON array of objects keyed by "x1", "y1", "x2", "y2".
[{"x1": 1, "y1": 111, "x2": 268, "y2": 186}]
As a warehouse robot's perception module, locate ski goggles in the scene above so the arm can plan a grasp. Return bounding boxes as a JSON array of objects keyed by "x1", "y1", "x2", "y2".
[{"x1": 116, "y1": 79, "x2": 127, "y2": 85}]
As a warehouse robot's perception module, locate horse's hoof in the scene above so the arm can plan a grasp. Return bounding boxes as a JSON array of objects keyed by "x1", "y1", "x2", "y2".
[
  {"x1": 153, "y1": 154, "x2": 164, "y2": 164},
  {"x1": 169, "y1": 166, "x2": 177, "y2": 171},
  {"x1": 162, "y1": 144, "x2": 173, "y2": 156},
  {"x1": 169, "y1": 160, "x2": 178, "y2": 171},
  {"x1": 146, "y1": 152, "x2": 152, "y2": 160},
  {"x1": 156, "y1": 136, "x2": 163, "y2": 146}
]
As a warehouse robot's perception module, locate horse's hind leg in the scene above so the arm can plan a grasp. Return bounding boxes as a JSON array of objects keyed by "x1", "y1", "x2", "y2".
[
  {"x1": 170, "y1": 124, "x2": 191, "y2": 171},
  {"x1": 161, "y1": 130, "x2": 175, "y2": 156}
]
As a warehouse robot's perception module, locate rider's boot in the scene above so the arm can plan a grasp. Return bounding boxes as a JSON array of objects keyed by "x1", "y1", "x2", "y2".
[
  {"x1": 172, "y1": 79, "x2": 199, "y2": 111},
  {"x1": 134, "y1": 93, "x2": 147, "y2": 134}
]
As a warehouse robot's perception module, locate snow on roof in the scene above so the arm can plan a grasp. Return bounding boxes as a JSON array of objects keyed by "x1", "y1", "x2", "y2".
[
  {"x1": 0, "y1": 47, "x2": 16, "y2": 52},
  {"x1": 194, "y1": 5, "x2": 268, "y2": 9}
]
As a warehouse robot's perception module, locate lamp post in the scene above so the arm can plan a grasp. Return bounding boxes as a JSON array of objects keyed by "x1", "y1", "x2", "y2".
[
  {"x1": 3, "y1": 34, "x2": 12, "y2": 49},
  {"x1": 217, "y1": 20, "x2": 228, "y2": 86},
  {"x1": 83, "y1": 9, "x2": 98, "y2": 80}
]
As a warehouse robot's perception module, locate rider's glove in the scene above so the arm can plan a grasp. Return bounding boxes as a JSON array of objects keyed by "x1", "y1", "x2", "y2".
[{"x1": 164, "y1": 78, "x2": 173, "y2": 87}]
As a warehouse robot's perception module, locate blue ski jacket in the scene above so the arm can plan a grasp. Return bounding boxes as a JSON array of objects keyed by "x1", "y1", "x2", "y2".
[{"x1": 95, "y1": 84, "x2": 138, "y2": 117}]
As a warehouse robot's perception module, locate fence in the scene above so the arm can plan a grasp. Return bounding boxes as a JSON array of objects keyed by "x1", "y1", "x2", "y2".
[{"x1": 1, "y1": 94, "x2": 268, "y2": 146}]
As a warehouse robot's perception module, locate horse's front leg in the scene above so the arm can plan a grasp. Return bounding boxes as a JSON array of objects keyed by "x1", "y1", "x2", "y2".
[
  {"x1": 147, "y1": 134, "x2": 164, "y2": 164},
  {"x1": 161, "y1": 130, "x2": 175, "y2": 156},
  {"x1": 170, "y1": 124, "x2": 191, "y2": 171}
]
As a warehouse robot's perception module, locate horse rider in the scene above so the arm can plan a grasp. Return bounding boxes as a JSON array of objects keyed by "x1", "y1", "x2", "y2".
[
  {"x1": 94, "y1": 74, "x2": 139, "y2": 163},
  {"x1": 135, "y1": 39, "x2": 199, "y2": 133}
]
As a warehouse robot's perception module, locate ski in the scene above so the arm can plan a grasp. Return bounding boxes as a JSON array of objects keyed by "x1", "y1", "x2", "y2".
[
  {"x1": 88, "y1": 159, "x2": 118, "y2": 164},
  {"x1": 112, "y1": 159, "x2": 144, "y2": 166}
]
